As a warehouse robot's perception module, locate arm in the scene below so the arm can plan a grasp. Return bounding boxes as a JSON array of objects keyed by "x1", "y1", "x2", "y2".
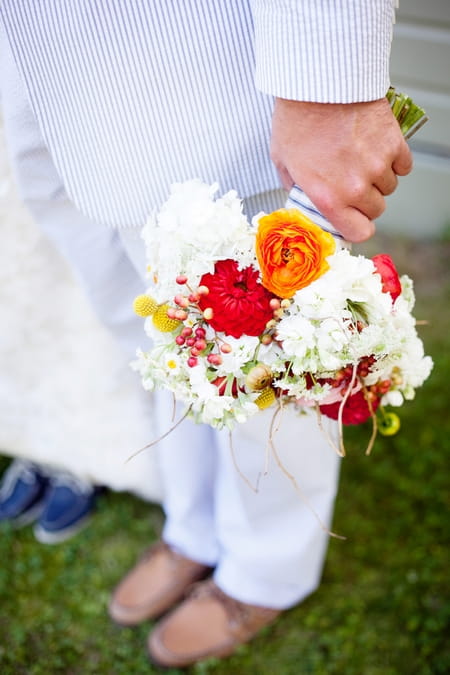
[{"x1": 253, "y1": 0, "x2": 413, "y2": 242}]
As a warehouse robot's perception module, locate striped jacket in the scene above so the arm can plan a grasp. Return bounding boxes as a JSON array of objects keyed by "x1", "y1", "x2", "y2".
[{"x1": 0, "y1": 1, "x2": 397, "y2": 228}]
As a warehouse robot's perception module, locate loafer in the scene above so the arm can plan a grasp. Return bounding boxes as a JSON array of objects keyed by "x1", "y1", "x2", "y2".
[
  {"x1": 33, "y1": 473, "x2": 100, "y2": 544},
  {"x1": 108, "y1": 541, "x2": 213, "y2": 626},
  {"x1": 148, "y1": 579, "x2": 281, "y2": 668},
  {"x1": 0, "y1": 460, "x2": 49, "y2": 527}
]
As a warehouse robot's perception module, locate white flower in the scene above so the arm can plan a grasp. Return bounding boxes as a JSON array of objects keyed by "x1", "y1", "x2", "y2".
[
  {"x1": 142, "y1": 180, "x2": 256, "y2": 302},
  {"x1": 315, "y1": 318, "x2": 350, "y2": 370},
  {"x1": 276, "y1": 315, "x2": 316, "y2": 360},
  {"x1": 214, "y1": 336, "x2": 260, "y2": 378},
  {"x1": 382, "y1": 390, "x2": 404, "y2": 407}
]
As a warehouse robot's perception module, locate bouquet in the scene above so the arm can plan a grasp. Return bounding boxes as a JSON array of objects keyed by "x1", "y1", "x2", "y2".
[{"x1": 133, "y1": 91, "x2": 432, "y2": 456}]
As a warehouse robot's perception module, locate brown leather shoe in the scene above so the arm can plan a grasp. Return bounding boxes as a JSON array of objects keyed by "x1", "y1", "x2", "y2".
[
  {"x1": 108, "y1": 541, "x2": 213, "y2": 626},
  {"x1": 148, "y1": 579, "x2": 281, "y2": 667}
]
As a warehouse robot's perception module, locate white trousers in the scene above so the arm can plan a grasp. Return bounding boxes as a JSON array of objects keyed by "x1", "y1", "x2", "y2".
[{"x1": 1, "y1": 36, "x2": 341, "y2": 609}]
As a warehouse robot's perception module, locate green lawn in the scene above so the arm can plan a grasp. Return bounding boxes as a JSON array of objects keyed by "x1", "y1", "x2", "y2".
[{"x1": 1, "y1": 234, "x2": 449, "y2": 675}]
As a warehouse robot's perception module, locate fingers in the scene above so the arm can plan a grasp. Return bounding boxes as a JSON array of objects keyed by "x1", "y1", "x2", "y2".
[
  {"x1": 348, "y1": 183, "x2": 386, "y2": 221},
  {"x1": 326, "y1": 206, "x2": 376, "y2": 243},
  {"x1": 309, "y1": 180, "x2": 385, "y2": 238},
  {"x1": 276, "y1": 165, "x2": 294, "y2": 192},
  {"x1": 392, "y1": 139, "x2": 413, "y2": 176},
  {"x1": 310, "y1": 181, "x2": 382, "y2": 242},
  {"x1": 374, "y1": 169, "x2": 398, "y2": 196}
]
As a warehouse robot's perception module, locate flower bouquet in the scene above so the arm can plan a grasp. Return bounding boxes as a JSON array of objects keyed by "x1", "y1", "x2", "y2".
[{"x1": 133, "y1": 92, "x2": 432, "y2": 456}]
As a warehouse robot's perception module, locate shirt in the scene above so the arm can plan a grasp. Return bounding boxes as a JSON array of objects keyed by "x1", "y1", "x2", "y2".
[{"x1": 0, "y1": 1, "x2": 397, "y2": 228}]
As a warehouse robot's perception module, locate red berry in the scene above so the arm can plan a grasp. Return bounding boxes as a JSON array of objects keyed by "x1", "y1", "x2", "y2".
[
  {"x1": 195, "y1": 327, "x2": 206, "y2": 339},
  {"x1": 186, "y1": 337, "x2": 195, "y2": 347},
  {"x1": 194, "y1": 339, "x2": 207, "y2": 351},
  {"x1": 181, "y1": 326, "x2": 193, "y2": 337},
  {"x1": 187, "y1": 356, "x2": 198, "y2": 367},
  {"x1": 167, "y1": 307, "x2": 177, "y2": 319},
  {"x1": 176, "y1": 275, "x2": 188, "y2": 285},
  {"x1": 175, "y1": 335, "x2": 185, "y2": 346},
  {"x1": 377, "y1": 379, "x2": 391, "y2": 394}
]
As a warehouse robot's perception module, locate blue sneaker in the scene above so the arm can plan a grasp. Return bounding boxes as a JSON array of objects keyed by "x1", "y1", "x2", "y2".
[
  {"x1": 0, "y1": 460, "x2": 49, "y2": 527},
  {"x1": 33, "y1": 472, "x2": 100, "y2": 544}
]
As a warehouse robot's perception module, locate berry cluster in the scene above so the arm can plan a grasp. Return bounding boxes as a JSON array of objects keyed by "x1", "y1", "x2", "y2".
[
  {"x1": 160, "y1": 274, "x2": 289, "y2": 369},
  {"x1": 319, "y1": 355, "x2": 392, "y2": 403},
  {"x1": 165, "y1": 275, "x2": 233, "y2": 368}
]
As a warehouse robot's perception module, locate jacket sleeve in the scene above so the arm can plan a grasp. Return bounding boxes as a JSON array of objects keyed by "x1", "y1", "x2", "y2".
[{"x1": 253, "y1": 0, "x2": 398, "y2": 103}]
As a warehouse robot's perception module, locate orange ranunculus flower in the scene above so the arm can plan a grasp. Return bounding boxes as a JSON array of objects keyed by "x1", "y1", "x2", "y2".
[{"x1": 255, "y1": 208, "x2": 336, "y2": 298}]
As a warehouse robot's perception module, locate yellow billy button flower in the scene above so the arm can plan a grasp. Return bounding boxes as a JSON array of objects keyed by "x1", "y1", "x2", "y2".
[
  {"x1": 255, "y1": 387, "x2": 276, "y2": 410},
  {"x1": 133, "y1": 294, "x2": 158, "y2": 317},
  {"x1": 152, "y1": 304, "x2": 182, "y2": 332}
]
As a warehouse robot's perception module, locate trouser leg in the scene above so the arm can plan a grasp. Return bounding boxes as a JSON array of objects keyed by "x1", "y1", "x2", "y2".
[
  {"x1": 213, "y1": 409, "x2": 340, "y2": 608},
  {"x1": 120, "y1": 194, "x2": 341, "y2": 608},
  {"x1": 118, "y1": 227, "x2": 220, "y2": 566}
]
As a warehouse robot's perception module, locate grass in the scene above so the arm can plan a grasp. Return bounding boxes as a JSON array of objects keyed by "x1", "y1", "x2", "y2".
[{"x1": 1, "y1": 234, "x2": 449, "y2": 675}]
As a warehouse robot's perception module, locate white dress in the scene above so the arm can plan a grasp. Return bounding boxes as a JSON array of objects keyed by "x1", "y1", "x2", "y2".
[{"x1": 0, "y1": 120, "x2": 162, "y2": 502}]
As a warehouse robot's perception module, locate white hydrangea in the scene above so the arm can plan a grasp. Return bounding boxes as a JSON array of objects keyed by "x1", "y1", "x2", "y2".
[{"x1": 141, "y1": 179, "x2": 256, "y2": 302}]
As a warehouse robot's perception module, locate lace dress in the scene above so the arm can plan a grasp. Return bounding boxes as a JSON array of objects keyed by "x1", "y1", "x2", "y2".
[{"x1": 0, "y1": 122, "x2": 162, "y2": 502}]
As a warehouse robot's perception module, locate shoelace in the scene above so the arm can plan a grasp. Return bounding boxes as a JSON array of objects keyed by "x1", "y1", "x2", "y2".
[{"x1": 188, "y1": 580, "x2": 256, "y2": 629}]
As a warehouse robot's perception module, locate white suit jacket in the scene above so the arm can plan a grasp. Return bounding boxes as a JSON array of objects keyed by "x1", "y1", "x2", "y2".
[{"x1": 0, "y1": 1, "x2": 397, "y2": 228}]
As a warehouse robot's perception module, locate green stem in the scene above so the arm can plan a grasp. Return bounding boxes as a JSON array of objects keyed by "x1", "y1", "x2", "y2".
[{"x1": 386, "y1": 86, "x2": 429, "y2": 139}]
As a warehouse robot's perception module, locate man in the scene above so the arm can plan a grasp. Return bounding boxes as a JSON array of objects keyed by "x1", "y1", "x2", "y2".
[{"x1": 0, "y1": 1, "x2": 412, "y2": 667}]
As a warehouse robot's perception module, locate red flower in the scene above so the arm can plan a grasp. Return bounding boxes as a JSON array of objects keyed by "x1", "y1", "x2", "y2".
[
  {"x1": 320, "y1": 390, "x2": 380, "y2": 425},
  {"x1": 198, "y1": 259, "x2": 275, "y2": 338},
  {"x1": 211, "y1": 376, "x2": 242, "y2": 396},
  {"x1": 372, "y1": 254, "x2": 401, "y2": 301}
]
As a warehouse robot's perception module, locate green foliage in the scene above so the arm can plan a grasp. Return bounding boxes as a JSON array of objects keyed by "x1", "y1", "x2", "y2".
[
  {"x1": 386, "y1": 86, "x2": 429, "y2": 139},
  {"x1": 0, "y1": 237, "x2": 448, "y2": 674}
]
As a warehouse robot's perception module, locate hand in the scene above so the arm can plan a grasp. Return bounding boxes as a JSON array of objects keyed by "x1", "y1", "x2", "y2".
[{"x1": 271, "y1": 98, "x2": 413, "y2": 242}]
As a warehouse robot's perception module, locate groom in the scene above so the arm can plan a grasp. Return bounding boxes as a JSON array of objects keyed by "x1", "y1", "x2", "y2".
[{"x1": 0, "y1": 1, "x2": 412, "y2": 668}]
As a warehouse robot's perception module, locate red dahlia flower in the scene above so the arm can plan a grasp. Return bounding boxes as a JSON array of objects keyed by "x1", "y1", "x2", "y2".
[
  {"x1": 320, "y1": 390, "x2": 380, "y2": 425},
  {"x1": 198, "y1": 259, "x2": 275, "y2": 338}
]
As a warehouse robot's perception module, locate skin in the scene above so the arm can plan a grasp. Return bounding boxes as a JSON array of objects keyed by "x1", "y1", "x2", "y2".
[{"x1": 271, "y1": 97, "x2": 413, "y2": 242}]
